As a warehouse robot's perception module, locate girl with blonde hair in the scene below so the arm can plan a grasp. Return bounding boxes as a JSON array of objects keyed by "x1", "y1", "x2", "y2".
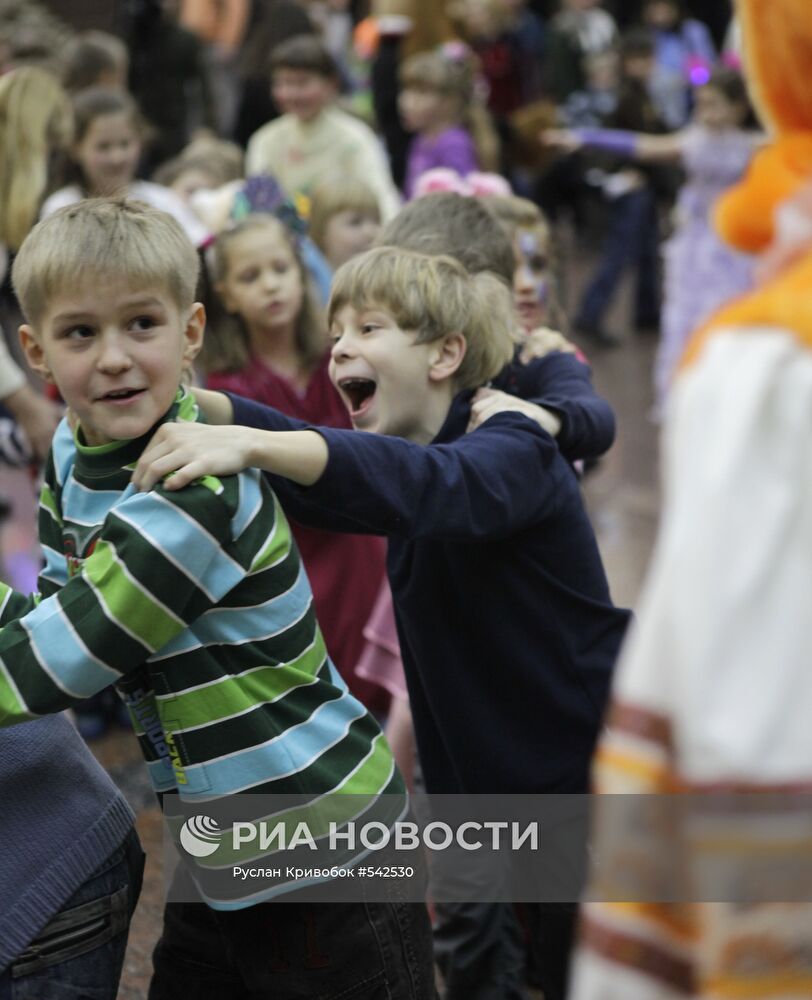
[
  {"x1": 0, "y1": 67, "x2": 66, "y2": 466},
  {"x1": 203, "y1": 212, "x2": 392, "y2": 715},
  {"x1": 399, "y1": 42, "x2": 500, "y2": 198},
  {"x1": 0, "y1": 66, "x2": 71, "y2": 252}
]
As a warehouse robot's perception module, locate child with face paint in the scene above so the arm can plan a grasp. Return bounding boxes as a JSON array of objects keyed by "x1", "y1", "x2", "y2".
[
  {"x1": 514, "y1": 227, "x2": 554, "y2": 334},
  {"x1": 484, "y1": 195, "x2": 572, "y2": 347}
]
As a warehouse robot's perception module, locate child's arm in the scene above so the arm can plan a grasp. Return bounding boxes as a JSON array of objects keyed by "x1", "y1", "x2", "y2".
[
  {"x1": 134, "y1": 410, "x2": 568, "y2": 541},
  {"x1": 192, "y1": 387, "x2": 311, "y2": 431},
  {"x1": 481, "y1": 352, "x2": 616, "y2": 462},
  {"x1": 192, "y1": 364, "x2": 614, "y2": 466},
  {"x1": 542, "y1": 127, "x2": 685, "y2": 163},
  {"x1": 134, "y1": 423, "x2": 328, "y2": 491}
]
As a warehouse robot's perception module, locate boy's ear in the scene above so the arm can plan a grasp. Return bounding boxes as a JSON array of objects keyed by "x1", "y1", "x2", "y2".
[
  {"x1": 18, "y1": 325, "x2": 54, "y2": 383},
  {"x1": 428, "y1": 332, "x2": 467, "y2": 383},
  {"x1": 182, "y1": 302, "x2": 206, "y2": 364}
]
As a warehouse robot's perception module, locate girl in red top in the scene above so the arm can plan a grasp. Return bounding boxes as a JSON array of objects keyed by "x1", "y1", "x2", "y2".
[{"x1": 203, "y1": 211, "x2": 389, "y2": 713}]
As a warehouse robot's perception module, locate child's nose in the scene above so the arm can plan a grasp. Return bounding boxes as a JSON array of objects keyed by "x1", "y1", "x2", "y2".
[
  {"x1": 514, "y1": 266, "x2": 536, "y2": 293},
  {"x1": 97, "y1": 333, "x2": 132, "y2": 371},
  {"x1": 330, "y1": 331, "x2": 353, "y2": 359}
]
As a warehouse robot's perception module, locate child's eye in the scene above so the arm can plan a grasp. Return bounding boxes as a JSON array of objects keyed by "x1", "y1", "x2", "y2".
[
  {"x1": 130, "y1": 315, "x2": 157, "y2": 332},
  {"x1": 237, "y1": 269, "x2": 258, "y2": 283},
  {"x1": 273, "y1": 262, "x2": 290, "y2": 275},
  {"x1": 361, "y1": 324, "x2": 379, "y2": 334},
  {"x1": 63, "y1": 325, "x2": 94, "y2": 341}
]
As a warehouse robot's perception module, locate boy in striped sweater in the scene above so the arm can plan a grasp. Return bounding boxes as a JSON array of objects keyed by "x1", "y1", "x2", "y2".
[{"x1": 0, "y1": 199, "x2": 435, "y2": 999}]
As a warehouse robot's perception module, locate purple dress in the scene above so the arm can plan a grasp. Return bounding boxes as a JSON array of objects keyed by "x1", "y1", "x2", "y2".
[
  {"x1": 403, "y1": 125, "x2": 478, "y2": 200},
  {"x1": 656, "y1": 126, "x2": 760, "y2": 412}
]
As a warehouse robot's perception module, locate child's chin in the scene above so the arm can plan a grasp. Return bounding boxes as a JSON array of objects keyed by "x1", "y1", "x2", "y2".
[{"x1": 104, "y1": 416, "x2": 158, "y2": 442}]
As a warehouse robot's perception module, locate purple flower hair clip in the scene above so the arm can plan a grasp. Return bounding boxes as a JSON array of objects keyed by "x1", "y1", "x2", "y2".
[{"x1": 230, "y1": 174, "x2": 309, "y2": 243}]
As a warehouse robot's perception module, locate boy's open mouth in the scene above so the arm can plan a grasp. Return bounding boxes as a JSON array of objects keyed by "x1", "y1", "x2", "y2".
[
  {"x1": 98, "y1": 388, "x2": 145, "y2": 403},
  {"x1": 338, "y1": 377, "x2": 377, "y2": 417}
]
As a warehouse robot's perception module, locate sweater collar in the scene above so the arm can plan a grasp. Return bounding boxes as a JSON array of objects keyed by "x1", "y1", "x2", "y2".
[{"x1": 73, "y1": 387, "x2": 196, "y2": 481}]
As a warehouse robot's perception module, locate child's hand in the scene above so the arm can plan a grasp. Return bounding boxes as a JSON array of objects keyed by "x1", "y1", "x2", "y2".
[
  {"x1": 519, "y1": 327, "x2": 577, "y2": 363},
  {"x1": 540, "y1": 128, "x2": 582, "y2": 153},
  {"x1": 467, "y1": 388, "x2": 562, "y2": 438},
  {"x1": 132, "y1": 423, "x2": 258, "y2": 492}
]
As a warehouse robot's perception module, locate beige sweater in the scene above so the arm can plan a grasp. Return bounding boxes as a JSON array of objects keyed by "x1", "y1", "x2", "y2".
[{"x1": 245, "y1": 107, "x2": 401, "y2": 221}]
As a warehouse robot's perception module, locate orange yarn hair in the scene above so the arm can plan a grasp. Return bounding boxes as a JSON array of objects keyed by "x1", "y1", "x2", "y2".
[{"x1": 714, "y1": 0, "x2": 812, "y2": 253}]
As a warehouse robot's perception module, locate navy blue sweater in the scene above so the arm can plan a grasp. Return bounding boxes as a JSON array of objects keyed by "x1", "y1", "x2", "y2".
[
  {"x1": 230, "y1": 386, "x2": 630, "y2": 793},
  {"x1": 0, "y1": 716, "x2": 134, "y2": 972}
]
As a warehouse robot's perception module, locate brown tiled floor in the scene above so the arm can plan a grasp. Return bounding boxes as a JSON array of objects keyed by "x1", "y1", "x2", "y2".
[{"x1": 0, "y1": 245, "x2": 661, "y2": 999}]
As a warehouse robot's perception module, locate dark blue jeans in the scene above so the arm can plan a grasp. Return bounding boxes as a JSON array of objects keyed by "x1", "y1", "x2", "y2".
[
  {"x1": 0, "y1": 828, "x2": 144, "y2": 1000},
  {"x1": 149, "y1": 863, "x2": 438, "y2": 1000},
  {"x1": 576, "y1": 185, "x2": 661, "y2": 331}
]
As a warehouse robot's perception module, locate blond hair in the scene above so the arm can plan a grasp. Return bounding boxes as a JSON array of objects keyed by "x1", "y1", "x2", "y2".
[
  {"x1": 0, "y1": 67, "x2": 72, "y2": 251},
  {"x1": 203, "y1": 214, "x2": 325, "y2": 375},
  {"x1": 484, "y1": 195, "x2": 550, "y2": 242},
  {"x1": 380, "y1": 192, "x2": 515, "y2": 281},
  {"x1": 153, "y1": 135, "x2": 244, "y2": 189},
  {"x1": 12, "y1": 198, "x2": 200, "y2": 327},
  {"x1": 308, "y1": 177, "x2": 380, "y2": 253},
  {"x1": 328, "y1": 246, "x2": 514, "y2": 390}
]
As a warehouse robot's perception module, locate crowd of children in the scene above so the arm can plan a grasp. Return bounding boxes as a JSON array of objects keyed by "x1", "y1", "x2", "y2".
[{"x1": 0, "y1": 0, "x2": 767, "y2": 998}]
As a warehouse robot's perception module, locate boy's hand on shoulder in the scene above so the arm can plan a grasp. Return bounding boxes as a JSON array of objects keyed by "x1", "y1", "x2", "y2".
[
  {"x1": 467, "y1": 388, "x2": 562, "y2": 438},
  {"x1": 519, "y1": 326, "x2": 577, "y2": 363},
  {"x1": 132, "y1": 422, "x2": 259, "y2": 492}
]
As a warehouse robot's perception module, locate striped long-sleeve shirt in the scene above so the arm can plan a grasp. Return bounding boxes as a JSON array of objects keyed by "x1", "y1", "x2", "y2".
[{"x1": 0, "y1": 390, "x2": 404, "y2": 905}]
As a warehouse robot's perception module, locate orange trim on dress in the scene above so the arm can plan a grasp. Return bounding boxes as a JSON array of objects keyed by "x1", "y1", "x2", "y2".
[
  {"x1": 680, "y1": 249, "x2": 812, "y2": 372},
  {"x1": 580, "y1": 912, "x2": 696, "y2": 994}
]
